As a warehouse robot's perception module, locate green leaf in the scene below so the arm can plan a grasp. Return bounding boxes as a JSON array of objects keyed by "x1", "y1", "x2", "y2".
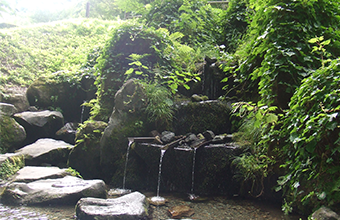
[{"x1": 125, "y1": 68, "x2": 134, "y2": 75}]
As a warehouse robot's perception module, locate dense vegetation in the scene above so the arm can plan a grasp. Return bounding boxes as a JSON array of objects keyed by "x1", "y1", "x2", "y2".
[{"x1": 1, "y1": 0, "x2": 340, "y2": 217}]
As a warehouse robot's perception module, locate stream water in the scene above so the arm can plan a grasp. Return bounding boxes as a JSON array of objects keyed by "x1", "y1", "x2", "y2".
[{"x1": 0, "y1": 194, "x2": 306, "y2": 220}]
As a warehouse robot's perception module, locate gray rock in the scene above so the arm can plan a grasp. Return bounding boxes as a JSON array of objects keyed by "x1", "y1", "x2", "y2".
[
  {"x1": 14, "y1": 110, "x2": 63, "y2": 127},
  {"x1": 13, "y1": 110, "x2": 64, "y2": 144},
  {"x1": 56, "y1": 122, "x2": 78, "y2": 144},
  {"x1": 161, "y1": 131, "x2": 175, "y2": 143},
  {"x1": 15, "y1": 138, "x2": 73, "y2": 166},
  {"x1": 76, "y1": 191, "x2": 149, "y2": 220},
  {"x1": 312, "y1": 206, "x2": 340, "y2": 220},
  {"x1": 0, "y1": 103, "x2": 18, "y2": 116},
  {"x1": 0, "y1": 88, "x2": 29, "y2": 112},
  {"x1": 12, "y1": 166, "x2": 69, "y2": 183},
  {"x1": 1, "y1": 176, "x2": 107, "y2": 205},
  {"x1": 100, "y1": 79, "x2": 149, "y2": 185}
]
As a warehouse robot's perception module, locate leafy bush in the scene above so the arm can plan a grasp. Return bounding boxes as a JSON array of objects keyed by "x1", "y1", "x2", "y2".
[
  {"x1": 141, "y1": 81, "x2": 174, "y2": 129},
  {"x1": 230, "y1": 0, "x2": 340, "y2": 108},
  {"x1": 92, "y1": 22, "x2": 201, "y2": 120},
  {"x1": 142, "y1": 0, "x2": 223, "y2": 46},
  {"x1": 276, "y1": 58, "x2": 340, "y2": 213}
]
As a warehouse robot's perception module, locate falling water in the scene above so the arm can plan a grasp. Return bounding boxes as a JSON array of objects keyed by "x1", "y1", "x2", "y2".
[
  {"x1": 191, "y1": 147, "x2": 197, "y2": 193},
  {"x1": 122, "y1": 138, "x2": 134, "y2": 189},
  {"x1": 80, "y1": 101, "x2": 86, "y2": 123},
  {"x1": 157, "y1": 149, "x2": 166, "y2": 197}
]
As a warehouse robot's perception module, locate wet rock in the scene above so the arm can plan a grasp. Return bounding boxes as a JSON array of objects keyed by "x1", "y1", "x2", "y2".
[
  {"x1": 100, "y1": 79, "x2": 149, "y2": 185},
  {"x1": 203, "y1": 130, "x2": 215, "y2": 141},
  {"x1": 1, "y1": 176, "x2": 106, "y2": 205},
  {"x1": 76, "y1": 191, "x2": 149, "y2": 220},
  {"x1": 56, "y1": 122, "x2": 78, "y2": 144},
  {"x1": 161, "y1": 131, "x2": 176, "y2": 143},
  {"x1": 68, "y1": 121, "x2": 107, "y2": 179},
  {"x1": 168, "y1": 205, "x2": 194, "y2": 219},
  {"x1": 15, "y1": 138, "x2": 73, "y2": 167},
  {"x1": 13, "y1": 110, "x2": 64, "y2": 144},
  {"x1": 311, "y1": 206, "x2": 340, "y2": 220},
  {"x1": 12, "y1": 166, "x2": 69, "y2": 183},
  {"x1": 0, "y1": 114, "x2": 26, "y2": 152},
  {"x1": 148, "y1": 196, "x2": 168, "y2": 206}
]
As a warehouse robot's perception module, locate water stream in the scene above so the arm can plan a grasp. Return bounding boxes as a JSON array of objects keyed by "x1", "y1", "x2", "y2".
[
  {"x1": 122, "y1": 138, "x2": 134, "y2": 189},
  {"x1": 157, "y1": 149, "x2": 166, "y2": 197},
  {"x1": 191, "y1": 147, "x2": 197, "y2": 194},
  {"x1": 80, "y1": 101, "x2": 86, "y2": 123}
]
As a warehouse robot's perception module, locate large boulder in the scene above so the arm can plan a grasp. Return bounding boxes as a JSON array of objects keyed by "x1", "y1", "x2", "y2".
[
  {"x1": 0, "y1": 106, "x2": 26, "y2": 152},
  {"x1": 100, "y1": 79, "x2": 149, "y2": 185},
  {"x1": 173, "y1": 100, "x2": 232, "y2": 135},
  {"x1": 15, "y1": 138, "x2": 73, "y2": 167},
  {"x1": 1, "y1": 176, "x2": 107, "y2": 205},
  {"x1": 26, "y1": 76, "x2": 94, "y2": 122},
  {"x1": 13, "y1": 110, "x2": 64, "y2": 144},
  {"x1": 76, "y1": 191, "x2": 149, "y2": 220},
  {"x1": 68, "y1": 121, "x2": 107, "y2": 179}
]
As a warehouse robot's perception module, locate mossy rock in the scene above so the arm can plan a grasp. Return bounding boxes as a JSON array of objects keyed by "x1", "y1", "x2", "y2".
[
  {"x1": 100, "y1": 80, "x2": 150, "y2": 183},
  {"x1": 26, "y1": 75, "x2": 93, "y2": 122},
  {"x1": 0, "y1": 154, "x2": 25, "y2": 180},
  {"x1": 0, "y1": 114, "x2": 26, "y2": 153},
  {"x1": 68, "y1": 120, "x2": 108, "y2": 179},
  {"x1": 94, "y1": 23, "x2": 171, "y2": 120},
  {"x1": 173, "y1": 100, "x2": 232, "y2": 135}
]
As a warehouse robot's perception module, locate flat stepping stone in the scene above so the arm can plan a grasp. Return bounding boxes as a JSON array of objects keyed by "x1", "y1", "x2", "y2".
[
  {"x1": 12, "y1": 166, "x2": 69, "y2": 183},
  {"x1": 15, "y1": 138, "x2": 73, "y2": 166},
  {"x1": 76, "y1": 191, "x2": 149, "y2": 220},
  {"x1": 1, "y1": 176, "x2": 107, "y2": 205}
]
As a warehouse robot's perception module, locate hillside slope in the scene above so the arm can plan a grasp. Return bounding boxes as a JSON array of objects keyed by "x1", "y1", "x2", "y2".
[{"x1": 0, "y1": 18, "x2": 122, "y2": 89}]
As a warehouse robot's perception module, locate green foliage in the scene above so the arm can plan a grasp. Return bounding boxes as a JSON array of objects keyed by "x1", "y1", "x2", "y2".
[
  {"x1": 275, "y1": 58, "x2": 340, "y2": 213},
  {"x1": 142, "y1": 0, "x2": 223, "y2": 46},
  {"x1": 141, "y1": 81, "x2": 174, "y2": 129},
  {"x1": 0, "y1": 18, "x2": 121, "y2": 89},
  {"x1": 0, "y1": 156, "x2": 25, "y2": 180},
  {"x1": 231, "y1": 102, "x2": 278, "y2": 197},
  {"x1": 92, "y1": 22, "x2": 202, "y2": 119},
  {"x1": 230, "y1": 0, "x2": 340, "y2": 108},
  {"x1": 219, "y1": 0, "x2": 252, "y2": 53},
  {"x1": 65, "y1": 167, "x2": 83, "y2": 179}
]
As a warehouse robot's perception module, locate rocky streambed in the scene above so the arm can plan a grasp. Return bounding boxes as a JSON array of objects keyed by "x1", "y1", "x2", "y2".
[{"x1": 0, "y1": 191, "x2": 305, "y2": 220}]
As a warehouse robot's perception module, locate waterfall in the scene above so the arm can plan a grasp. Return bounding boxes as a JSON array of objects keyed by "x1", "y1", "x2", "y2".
[
  {"x1": 156, "y1": 149, "x2": 166, "y2": 197},
  {"x1": 122, "y1": 138, "x2": 134, "y2": 189},
  {"x1": 80, "y1": 101, "x2": 86, "y2": 123},
  {"x1": 191, "y1": 147, "x2": 197, "y2": 193}
]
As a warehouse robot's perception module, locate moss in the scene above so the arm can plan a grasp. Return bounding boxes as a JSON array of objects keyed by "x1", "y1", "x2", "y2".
[
  {"x1": 0, "y1": 155, "x2": 25, "y2": 180},
  {"x1": 0, "y1": 115, "x2": 25, "y2": 153},
  {"x1": 173, "y1": 100, "x2": 232, "y2": 135}
]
